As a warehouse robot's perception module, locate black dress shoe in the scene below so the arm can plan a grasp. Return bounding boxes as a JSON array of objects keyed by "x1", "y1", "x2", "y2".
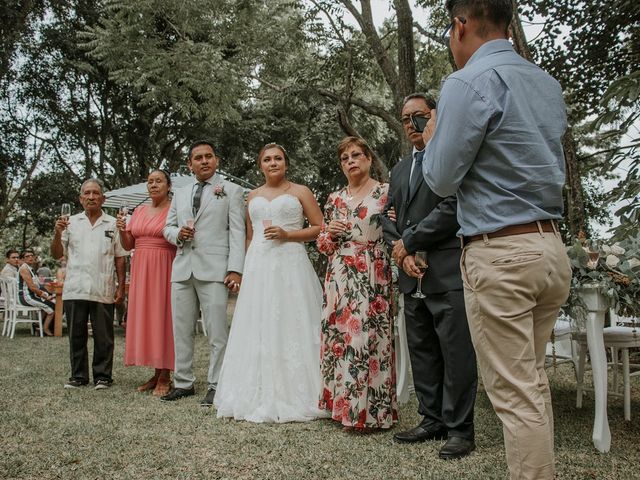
[
  {"x1": 200, "y1": 388, "x2": 215, "y2": 407},
  {"x1": 160, "y1": 386, "x2": 195, "y2": 402},
  {"x1": 393, "y1": 423, "x2": 447, "y2": 443},
  {"x1": 439, "y1": 436, "x2": 476, "y2": 459}
]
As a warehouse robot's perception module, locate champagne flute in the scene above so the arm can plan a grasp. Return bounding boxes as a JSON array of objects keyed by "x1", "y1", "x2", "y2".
[
  {"x1": 586, "y1": 239, "x2": 600, "y2": 269},
  {"x1": 411, "y1": 251, "x2": 428, "y2": 299},
  {"x1": 61, "y1": 203, "x2": 71, "y2": 220},
  {"x1": 185, "y1": 218, "x2": 195, "y2": 229},
  {"x1": 119, "y1": 201, "x2": 129, "y2": 216},
  {"x1": 333, "y1": 206, "x2": 348, "y2": 238}
]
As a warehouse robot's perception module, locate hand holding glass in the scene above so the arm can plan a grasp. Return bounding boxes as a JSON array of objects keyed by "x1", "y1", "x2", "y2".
[
  {"x1": 411, "y1": 251, "x2": 428, "y2": 299},
  {"x1": 61, "y1": 203, "x2": 71, "y2": 220}
]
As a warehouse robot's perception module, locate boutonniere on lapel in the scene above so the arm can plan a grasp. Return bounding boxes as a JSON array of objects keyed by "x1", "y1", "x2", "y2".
[
  {"x1": 104, "y1": 230, "x2": 115, "y2": 239},
  {"x1": 213, "y1": 184, "x2": 226, "y2": 199}
]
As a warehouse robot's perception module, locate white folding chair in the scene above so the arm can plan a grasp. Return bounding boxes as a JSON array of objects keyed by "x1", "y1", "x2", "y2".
[
  {"x1": 0, "y1": 278, "x2": 8, "y2": 336},
  {"x1": 196, "y1": 313, "x2": 207, "y2": 336},
  {"x1": 1, "y1": 277, "x2": 44, "y2": 338},
  {"x1": 546, "y1": 313, "x2": 579, "y2": 375},
  {"x1": 605, "y1": 312, "x2": 640, "y2": 421},
  {"x1": 576, "y1": 309, "x2": 640, "y2": 421}
]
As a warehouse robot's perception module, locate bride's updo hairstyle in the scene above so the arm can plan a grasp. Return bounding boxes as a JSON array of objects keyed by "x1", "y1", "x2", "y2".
[{"x1": 257, "y1": 143, "x2": 290, "y2": 167}]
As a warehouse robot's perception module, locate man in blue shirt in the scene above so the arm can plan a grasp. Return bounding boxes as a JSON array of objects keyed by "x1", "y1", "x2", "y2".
[{"x1": 421, "y1": 1, "x2": 572, "y2": 479}]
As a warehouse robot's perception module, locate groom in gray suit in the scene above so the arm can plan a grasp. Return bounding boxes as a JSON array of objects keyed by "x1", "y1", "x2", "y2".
[{"x1": 161, "y1": 140, "x2": 245, "y2": 406}]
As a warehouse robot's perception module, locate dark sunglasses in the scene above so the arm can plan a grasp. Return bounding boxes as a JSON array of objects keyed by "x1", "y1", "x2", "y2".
[{"x1": 442, "y1": 17, "x2": 467, "y2": 43}]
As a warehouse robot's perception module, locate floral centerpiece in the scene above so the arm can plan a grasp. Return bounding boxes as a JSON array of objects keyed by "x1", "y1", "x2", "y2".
[{"x1": 565, "y1": 234, "x2": 640, "y2": 322}]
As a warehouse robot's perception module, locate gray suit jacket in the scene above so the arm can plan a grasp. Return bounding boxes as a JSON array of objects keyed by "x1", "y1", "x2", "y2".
[{"x1": 163, "y1": 174, "x2": 245, "y2": 283}]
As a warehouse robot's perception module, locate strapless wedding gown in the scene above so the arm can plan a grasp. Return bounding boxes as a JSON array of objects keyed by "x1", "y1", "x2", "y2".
[{"x1": 214, "y1": 194, "x2": 328, "y2": 422}]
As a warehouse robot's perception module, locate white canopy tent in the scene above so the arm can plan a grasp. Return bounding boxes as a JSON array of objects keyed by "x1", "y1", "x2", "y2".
[{"x1": 103, "y1": 172, "x2": 254, "y2": 209}]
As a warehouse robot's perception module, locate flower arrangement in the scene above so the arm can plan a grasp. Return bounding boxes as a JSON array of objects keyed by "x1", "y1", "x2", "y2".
[{"x1": 565, "y1": 233, "x2": 640, "y2": 320}]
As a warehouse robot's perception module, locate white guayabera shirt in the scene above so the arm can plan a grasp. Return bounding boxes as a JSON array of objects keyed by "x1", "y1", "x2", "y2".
[{"x1": 61, "y1": 211, "x2": 128, "y2": 304}]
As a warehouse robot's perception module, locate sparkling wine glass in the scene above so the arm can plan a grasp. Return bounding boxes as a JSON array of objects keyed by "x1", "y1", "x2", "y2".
[
  {"x1": 586, "y1": 239, "x2": 600, "y2": 269},
  {"x1": 119, "y1": 201, "x2": 129, "y2": 216},
  {"x1": 333, "y1": 206, "x2": 348, "y2": 238},
  {"x1": 262, "y1": 219, "x2": 272, "y2": 228},
  {"x1": 412, "y1": 251, "x2": 428, "y2": 299},
  {"x1": 185, "y1": 218, "x2": 195, "y2": 229},
  {"x1": 61, "y1": 203, "x2": 71, "y2": 220}
]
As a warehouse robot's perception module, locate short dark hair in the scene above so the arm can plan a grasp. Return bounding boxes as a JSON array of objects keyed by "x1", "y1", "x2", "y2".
[
  {"x1": 187, "y1": 140, "x2": 216, "y2": 160},
  {"x1": 5, "y1": 249, "x2": 18, "y2": 259},
  {"x1": 402, "y1": 93, "x2": 437, "y2": 110},
  {"x1": 19, "y1": 249, "x2": 35, "y2": 259},
  {"x1": 445, "y1": 0, "x2": 512, "y2": 36}
]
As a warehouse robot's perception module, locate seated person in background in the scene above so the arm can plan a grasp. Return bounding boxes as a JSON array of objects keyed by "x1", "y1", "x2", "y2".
[
  {"x1": 1, "y1": 249, "x2": 20, "y2": 279},
  {"x1": 18, "y1": 249, "x2": 55, "y2": 336},
  {"x1": 37, "y1": 264, "x2": 53, "y2": 286}
]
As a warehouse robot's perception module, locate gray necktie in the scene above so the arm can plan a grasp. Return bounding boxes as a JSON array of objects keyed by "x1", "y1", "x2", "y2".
[
  {"x1": 192, "y1": 181, "x2": 206, "y2": 216},
  {"x1": 409, "y1": 151, "x2": 424, "y2": 197}
]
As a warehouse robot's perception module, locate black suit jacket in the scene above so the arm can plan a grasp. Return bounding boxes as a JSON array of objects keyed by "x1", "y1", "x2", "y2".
[{"x1": 381, "y1": 154, "x2": 463, "y2": 295}]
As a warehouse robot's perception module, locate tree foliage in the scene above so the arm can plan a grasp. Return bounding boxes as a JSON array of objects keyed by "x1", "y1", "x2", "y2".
[{"x1": 1, "y1": 0, "x2": 637, "y2": 250}]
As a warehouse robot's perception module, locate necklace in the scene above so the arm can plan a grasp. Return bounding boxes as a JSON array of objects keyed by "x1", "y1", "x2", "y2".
[
  {"x1": 345, "y1": 179, "x2": 371, "y2": 202},
  {"x1": 271, "y1": 180, "x2": 291, "y2": 193}
]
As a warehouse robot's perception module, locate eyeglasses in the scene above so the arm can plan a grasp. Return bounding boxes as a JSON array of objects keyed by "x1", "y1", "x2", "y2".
[
  {"x1": 442, "y1": 16, "x2": 466, "y2": 44},
  {"x1": 340, "y1": 151, "x2": 365, "y2": 163}
]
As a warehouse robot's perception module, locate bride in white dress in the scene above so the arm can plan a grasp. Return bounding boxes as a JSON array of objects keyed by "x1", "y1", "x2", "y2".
[{"x1": 214, "y1": 143, "x2": 329, "y2": 422}]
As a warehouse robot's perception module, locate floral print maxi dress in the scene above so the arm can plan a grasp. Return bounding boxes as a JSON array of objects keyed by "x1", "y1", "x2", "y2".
[{"x1": 317, "y1": 182, "x2": 398, "y2": 429}]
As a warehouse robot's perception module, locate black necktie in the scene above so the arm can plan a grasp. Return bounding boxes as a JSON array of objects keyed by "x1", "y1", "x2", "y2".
[
  {"x1": 409, "y1": 151, "x2": 424, "y2": 197},
  {"x1": 192, "y1": 181, "x2": 206, "y2": 216}
]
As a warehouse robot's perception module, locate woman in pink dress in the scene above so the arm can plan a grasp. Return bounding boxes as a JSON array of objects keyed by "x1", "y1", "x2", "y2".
[{"x1": 116, "y1": 170, "x2": 176, "y2": 396}]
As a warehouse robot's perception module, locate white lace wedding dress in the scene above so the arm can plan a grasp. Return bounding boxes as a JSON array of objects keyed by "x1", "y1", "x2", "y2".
[{"x1": 214, "y1": 194, "x2": 329, "y2": 422}]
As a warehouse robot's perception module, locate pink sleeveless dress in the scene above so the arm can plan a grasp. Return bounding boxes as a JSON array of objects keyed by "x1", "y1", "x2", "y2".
[{"x1": 124, "y1": 204, "x2": 176, "y2": 369}]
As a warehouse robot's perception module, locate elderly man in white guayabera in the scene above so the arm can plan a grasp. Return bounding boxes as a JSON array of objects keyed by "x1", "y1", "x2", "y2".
[{"x1": 51, "y1": 178, "x2": 128, "y2": 391}]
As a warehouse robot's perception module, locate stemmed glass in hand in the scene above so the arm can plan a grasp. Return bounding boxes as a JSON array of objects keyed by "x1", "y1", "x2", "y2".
[
  {"x1": 119, "y1": 201, "x2": 129, "y2": 216},
  {"x1": 61, "y1": 203, "x2": 71, "y2": 220},
  {"x1": 411, "y1": 251, "x2": 428, "y2": 299}
]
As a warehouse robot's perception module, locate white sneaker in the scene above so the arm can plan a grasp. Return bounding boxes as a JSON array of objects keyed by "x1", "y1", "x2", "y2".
[{"x1": 94, "y1": 380, "x2": 112, "y2": 390}]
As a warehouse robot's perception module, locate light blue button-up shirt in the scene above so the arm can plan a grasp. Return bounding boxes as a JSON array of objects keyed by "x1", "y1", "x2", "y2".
[{"x1": 423, "y1": 39, "x2": 567, "y2": 237}]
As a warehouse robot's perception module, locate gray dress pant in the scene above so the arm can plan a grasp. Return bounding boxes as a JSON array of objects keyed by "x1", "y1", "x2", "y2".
[{"x1": 171, "y1": 276, "x2": 229, "y2": 389}]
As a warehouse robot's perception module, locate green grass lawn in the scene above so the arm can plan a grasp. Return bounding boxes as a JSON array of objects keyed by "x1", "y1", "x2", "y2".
[{"x1": 1, "y1": 326, "x2": 639, "y2": 479}]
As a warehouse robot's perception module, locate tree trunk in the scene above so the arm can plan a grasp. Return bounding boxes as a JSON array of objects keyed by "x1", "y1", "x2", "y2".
[
  {"x1": 510, "y1": 0, "x2": 586, "y2": 238},
  {"x1": 562, "y1": 128, "x2": 587, "y2": 237}
]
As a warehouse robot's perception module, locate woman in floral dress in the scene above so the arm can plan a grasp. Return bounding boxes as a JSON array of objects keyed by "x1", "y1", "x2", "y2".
[{"x1": 317, "y1": 136, "x2": 398, "y2": 430}]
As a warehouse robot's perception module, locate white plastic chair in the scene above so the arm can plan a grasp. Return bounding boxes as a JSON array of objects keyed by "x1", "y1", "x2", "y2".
[
  {"x1": 546, "y1": 313, "x2": 579, "y2": 374},
  {"x1": 0, "y1": 277, "x2": 44, "y2": 338},
  {"x1": 605, "y1": 312, "x2": 640, "y2": 421},
  {"x1": 576, "y1": 310, "x2": 640, "y2": 421},
  {"x1": 0, "y1": 279, "x2": 7, "y2": 336},
  {"x1": 196, "y1": 313, "x2": 207, "y2": 336}
]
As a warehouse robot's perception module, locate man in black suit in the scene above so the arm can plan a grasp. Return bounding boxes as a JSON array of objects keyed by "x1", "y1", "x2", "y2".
[{"x1": 381, "y1": 93, "x2": 477, "y2": 459}]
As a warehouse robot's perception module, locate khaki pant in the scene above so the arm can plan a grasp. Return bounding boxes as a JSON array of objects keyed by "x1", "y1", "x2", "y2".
[{"x1": 461, "y1": 230, "x2": 571, "y2": 480}]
